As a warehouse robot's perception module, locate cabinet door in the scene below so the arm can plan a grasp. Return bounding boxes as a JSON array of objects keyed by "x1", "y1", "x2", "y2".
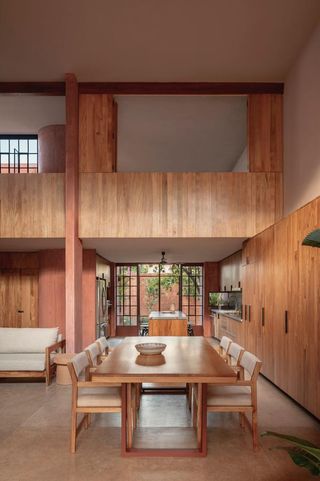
[
  {"x1": 291, "y1": 204, "x2": 319, "y2": 416},
  {"x1": 0, "y1": 268, "x2": 38, "y2": 327},
  {"x1": 272, "y1": 219, "x2": 289, "y2": 392},
  {"x1": 260, "y1": 227, "x2": 275, "y2": 379}
]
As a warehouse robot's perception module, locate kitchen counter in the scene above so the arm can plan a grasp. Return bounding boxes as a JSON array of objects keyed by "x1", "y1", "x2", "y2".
[
  {"x1": 149, "y1": 310, "x2": 187, "y2": 320},
  {"x1": 211, "y1": 309, "x2": 242, "y2": 323}
]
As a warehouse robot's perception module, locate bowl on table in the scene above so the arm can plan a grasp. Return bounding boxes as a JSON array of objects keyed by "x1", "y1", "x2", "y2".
[{"x1": 135, "y1": 342, "x2": 167, "y2": 356}]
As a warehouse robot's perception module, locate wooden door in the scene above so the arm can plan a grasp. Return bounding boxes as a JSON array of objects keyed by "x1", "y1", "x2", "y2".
[
  {"x1": 260, "y1": 227, "x2": 275, "y2": 379},
  {"x1": 0, "y1": 269, "x2": 38, "y2": 327},
  {"x1": 272, "y1": 219, "x2": 289, "y2": 392}
]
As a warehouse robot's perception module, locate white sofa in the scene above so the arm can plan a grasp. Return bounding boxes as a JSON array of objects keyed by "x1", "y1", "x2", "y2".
[{"x1": 0, "y1": 327, "x2": 66, "y2": 385}]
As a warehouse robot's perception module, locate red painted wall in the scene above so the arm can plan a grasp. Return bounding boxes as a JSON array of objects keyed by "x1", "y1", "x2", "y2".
[{"x1": 82, "y1": 249, "x2": 96, "y2": 348}]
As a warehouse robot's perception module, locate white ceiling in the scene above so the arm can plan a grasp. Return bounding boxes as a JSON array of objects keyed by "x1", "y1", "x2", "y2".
[
  {"x1": 0, "y1": 1, "x2": 320, "y2": 81},
  {"x1": 82, "y1": 238, "x2": 246, "y2": 263},
  {"x1": 117, "y1": 96, "x2": 247, "y2": 172},
  {"x1": 0, "y1": 238, "x2": 245, "y2": 262}
]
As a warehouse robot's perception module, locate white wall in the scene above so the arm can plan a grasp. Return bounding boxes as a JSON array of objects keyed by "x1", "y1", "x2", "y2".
[
  {"x1": 284, "y1": 22, "x2": 320, "y2": 215},
  {"x1": 232, "y1": 146, "x2": 248, "y2": 172},
  {"x1": 0, "y1": 96, "x2": 65, "y2": 133},
  {"x1": 117, "y1": 96, "x2": 247, "y2": 172}
]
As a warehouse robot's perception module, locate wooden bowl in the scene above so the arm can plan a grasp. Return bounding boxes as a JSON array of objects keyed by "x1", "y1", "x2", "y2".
[
  {"x1": 136, "y1": 354, "x2": 166, "y2": 366},
  {"x1": 135, "y1": 342, "x2": 167, "y2": 356}
]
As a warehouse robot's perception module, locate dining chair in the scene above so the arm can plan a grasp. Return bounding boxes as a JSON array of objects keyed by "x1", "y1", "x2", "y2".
[
  {"x1": 193, "y1": 351, "x2": 262, "y2": 450},
  {"x1": 96, "y1": 336, "x2": 109, "y2": 357},
  {"x1": 67, "y1": 352, "x2": 122, "y2": 453},
  {"x1": 214, "y1": 335, "x2": 232, "y2": 357},
  {"x1": 85, "y1": 342, "x2": 102, "y2": 369},
  {"x1": 226, "y1": 342, "x2": 245, "y2": 377}
]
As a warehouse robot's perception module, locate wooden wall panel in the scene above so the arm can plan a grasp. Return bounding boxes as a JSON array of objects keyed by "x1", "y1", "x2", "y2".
[
  {"x1": 80, "y1": 172, "x2": 282, "y2": 238},
  {"x1": 240, "y1": 195, "x2": 320, "y2": 419},
  {"x1": 79, "y1": 94, "x2": 116, "y2": 173},
  {"x1": 38, "y1": 250, "x2": 65, "y2": 337},
  {"x1": 248, "y1": 94, "x2": 283, "y2": 173},
  {"x1": 0, "y1": 174, "x2": 65, "y2": 238}
]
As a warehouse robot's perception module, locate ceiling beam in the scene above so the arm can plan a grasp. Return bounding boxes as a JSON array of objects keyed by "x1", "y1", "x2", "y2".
[
  {"x1": 0, "y1": 82, "x2": 65, "y2": 95},
  {"x1": 79, "y1": 82, "x2": 284, "y2": 95},
  {"x1": 0, "y1": 81, "x2": 284, "y2": 96}
]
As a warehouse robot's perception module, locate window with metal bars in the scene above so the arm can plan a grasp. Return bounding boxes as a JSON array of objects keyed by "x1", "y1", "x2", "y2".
[{"x1": 0, "y1": 135, "x2": 38, "y2": 173}]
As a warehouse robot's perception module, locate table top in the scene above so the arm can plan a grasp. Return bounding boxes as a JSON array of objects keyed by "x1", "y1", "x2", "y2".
[
  {"x1": 149, "y1": 311, "x2": 187, "y2": 320},
  {"x1": 92, "y1": 337, "x2": 237, "y2": 384}
]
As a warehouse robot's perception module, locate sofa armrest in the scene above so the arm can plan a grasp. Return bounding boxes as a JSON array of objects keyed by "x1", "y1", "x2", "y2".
[
  {"x1": 45, "y1": 339, "x2": 66, "y2": 385},
  {"x1": 46, "y1": 339, "x2": 66, "y2": 355}
]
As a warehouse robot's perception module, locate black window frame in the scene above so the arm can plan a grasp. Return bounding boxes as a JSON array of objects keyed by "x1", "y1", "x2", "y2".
[{"x1": 0, "y1": 134, "x2": 38, "y2": 173}]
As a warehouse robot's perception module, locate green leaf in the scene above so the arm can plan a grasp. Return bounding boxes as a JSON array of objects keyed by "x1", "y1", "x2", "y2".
[
  {"x1": 261, "y1": 432, "x2": 320, "y2": 477},
  {"x1": 261, "y1": 431, "x2": 318, "y2": 448}
]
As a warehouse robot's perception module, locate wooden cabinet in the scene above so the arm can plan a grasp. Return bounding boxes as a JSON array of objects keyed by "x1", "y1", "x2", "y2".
[
  {"x1": 0, "y1": 268, "x2": 38, "y2": 328},
  {"x1": 220, "y1": 250, "x2": 242, "y2": 291},
  {"x1": 213, "y1": 314, "x2": 244, "y2": 346},
  {"x1": 240, "y1": 196, "x2": 320, "y2": 419}
]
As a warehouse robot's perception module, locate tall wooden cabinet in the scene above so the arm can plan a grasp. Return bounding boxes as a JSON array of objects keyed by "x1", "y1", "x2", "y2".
[{"x1": 240, "y1": 196, "x2": 320, "y2": 419}]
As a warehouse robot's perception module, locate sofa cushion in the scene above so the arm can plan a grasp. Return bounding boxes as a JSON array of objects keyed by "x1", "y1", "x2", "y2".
[
  {"x1": 0, "y1": 328, "x2": 59, "y2": 354},
  {"x1": 0, "y1": 353, "x2": 56, "y2": 371}
]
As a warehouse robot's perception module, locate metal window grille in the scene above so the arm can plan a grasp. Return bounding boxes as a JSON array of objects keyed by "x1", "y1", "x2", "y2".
[{"x1": 0, "y1": 135, "x2": 38, "y2": 173}]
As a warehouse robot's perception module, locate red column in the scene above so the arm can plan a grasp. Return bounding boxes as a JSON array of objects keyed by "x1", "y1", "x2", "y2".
[{"x1": 65, "y1": 73, "x2": 83, "y2": 352}]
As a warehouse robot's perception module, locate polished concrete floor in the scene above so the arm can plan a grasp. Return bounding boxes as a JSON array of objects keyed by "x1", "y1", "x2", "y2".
[{"x1": 0, "y1": 373, "x2": 319, "y2": 481}]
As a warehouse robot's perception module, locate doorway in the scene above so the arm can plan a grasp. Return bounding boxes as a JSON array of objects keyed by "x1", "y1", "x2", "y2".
[{"x1": 115, "y1": 264, "x2": 203, "y2": 336}]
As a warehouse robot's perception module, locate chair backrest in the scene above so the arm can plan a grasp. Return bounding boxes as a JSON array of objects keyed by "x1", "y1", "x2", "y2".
[
  {"x1": 220, "y1": 336, "x2": 232, "y2": 353},
  {"x1": 240, "y1": 351, "x2": 262, "y2": 380},
  {"x1": 228, "y1": 342, "x2": 245, "y2": 365},
  {"x1": 96, "y1": 336, "x2": 108, "y2": 355},
  {"x1": 69, "y1": 352, "x2": 89, "y2": 379},
  {"x1": 85, "y1": 342, "x2": 101, "y2": 367}
]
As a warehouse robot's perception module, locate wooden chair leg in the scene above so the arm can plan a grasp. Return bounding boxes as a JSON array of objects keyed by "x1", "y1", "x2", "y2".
[
  {"x1": 252, "y1": 409, "x2": 259, "y2": 451},
  {"x1": 70, "y1": 411, "x2": 77, "y2": 453}
]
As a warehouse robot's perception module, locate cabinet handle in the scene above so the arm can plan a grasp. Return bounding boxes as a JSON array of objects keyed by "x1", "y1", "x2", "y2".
[
  {"x1": 224, "y1": 285, "x2": 226, "y2": 291},
  {"x1": 231, "y1": 284, "x2": 233, "y2": 291},
  {"x1": 244, "y1": 305, "x2": 247, "y2": 321},
  {"x1": 261, "y1": 307, "x2": 265, "y2": 327},
  {"x1": 238, "y1": 281, "x2": 241, "y2": 289},
  {"x1": 285, "y1": 310, "x2": 288, "y2": 334},
  {"x1": 248, "y1": 305, "x2": 251, "y2": 322}
]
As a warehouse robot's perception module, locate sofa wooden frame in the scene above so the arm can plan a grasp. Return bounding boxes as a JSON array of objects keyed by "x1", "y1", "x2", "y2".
[{"x1": 0, "y1": 339, "x2": 66, "y2": 385}]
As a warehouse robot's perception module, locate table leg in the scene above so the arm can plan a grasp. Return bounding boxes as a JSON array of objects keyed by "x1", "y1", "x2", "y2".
[
  {"x1": 127, "y1": 383, "x2": 133, "y2": 448},
  {"x1": 200, "y1": 384, "x2": 207, "y2": 456},
  {"x1": 196, "y1": 383, "x2": 202, "y2": 448},
  {"x1": 121, "y1": 383, "x2": 127, "y2": 456}
]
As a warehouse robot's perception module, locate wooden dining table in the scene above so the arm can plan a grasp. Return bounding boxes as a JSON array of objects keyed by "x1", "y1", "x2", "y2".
[{"x1": 91, "y1": 336, "x2": 237, "y2": 457}]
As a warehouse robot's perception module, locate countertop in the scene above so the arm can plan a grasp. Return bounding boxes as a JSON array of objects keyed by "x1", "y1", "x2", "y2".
[
  {"x1": 149, "y1": 310, "x2": 187, "y2": 320},
  {"x1": 210, "y1": 309, "x2": 242, "y2": 323}
]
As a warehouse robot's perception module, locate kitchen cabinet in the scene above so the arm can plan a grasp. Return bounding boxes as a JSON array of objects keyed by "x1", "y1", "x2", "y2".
[
  {"x1": 220, "y1": 250, "x2": 242, "y2": 291},
  {"x1": 213, "y1": 313, "x2": 244, "y2": 346},
  {"x1": 240, "y1": 196, "x2": 320, "y2": 419}
]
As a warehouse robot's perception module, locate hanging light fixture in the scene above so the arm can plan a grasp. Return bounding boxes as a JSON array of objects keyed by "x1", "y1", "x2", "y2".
[{"x1": 160, "y1": 251, "x2": 167, "y2": 264}]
